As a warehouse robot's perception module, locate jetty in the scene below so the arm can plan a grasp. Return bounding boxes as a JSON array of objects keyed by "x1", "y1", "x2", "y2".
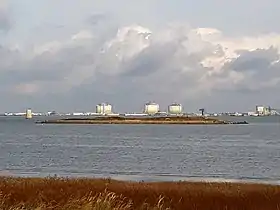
[{"x1": 38, "y1": 116, "x2": 248, "y2": 125}]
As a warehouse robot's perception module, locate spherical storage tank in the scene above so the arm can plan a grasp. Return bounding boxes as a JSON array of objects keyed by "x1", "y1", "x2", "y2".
[
  {"x1": 168, "y1": 103, "x2": 183, "y2": 115},
  {"x1": 96, "y1": 103, "x2": 112, "y2": 114},
  {"x1": 144, "y1": 102, "x2": 159, "y2": 115}
]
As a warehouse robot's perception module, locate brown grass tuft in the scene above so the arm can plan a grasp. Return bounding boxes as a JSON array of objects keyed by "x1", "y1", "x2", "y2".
[{"x1": 0, "y1": 177, "x2": 280, "y2": 210}]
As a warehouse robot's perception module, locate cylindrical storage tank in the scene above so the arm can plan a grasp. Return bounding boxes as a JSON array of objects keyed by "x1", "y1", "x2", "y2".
[
  {"x1": 103, "y1": 104, "x2": 112, "y2": 114},
  {"x1": 96, "y1": 104, "x2": 102, "y2": 114},
  {"x1": 144, "y1": 102, "x2": 159, "y2": 115},
  {"x1": 96, "y1": 103, "x2": 112, "y2": 114},
  {"x1": 168, "y1": 103, "x2": 183, "y2": 115},
  {"x1": 25, "y1": 108, "x2": 32, "y2": 119}
]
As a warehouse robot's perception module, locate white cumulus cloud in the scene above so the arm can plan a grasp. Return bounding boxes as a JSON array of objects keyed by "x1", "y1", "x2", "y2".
[{"x1": 1, "y1": 22, "x2": 280, "y2": 112}]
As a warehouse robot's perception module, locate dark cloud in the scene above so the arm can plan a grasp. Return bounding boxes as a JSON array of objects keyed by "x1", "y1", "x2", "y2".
[
  {"x1": 220, "y1": 47, "x2": 280, "y2": 92},
  {"x1": 86, "y1": 14, "x2": 108, "y2": 26},
  {"x1": 227, "y1": 47, "x2": 279, "y2": 72},
  {"x1": 122, "y1": 42, "x2": 177, "y2": 77},
  {"x1": 0, "y1": 45, "x2": 97, "y2": 89},
  {"x1": 0, "y1": 6, "x2": 11, "y2": 31}
]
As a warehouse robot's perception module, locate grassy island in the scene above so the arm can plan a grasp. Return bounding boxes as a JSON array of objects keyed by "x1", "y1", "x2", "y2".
[
  {"x1": 0, "y1": 177, "x2": 279, "y2": 210},
  {"x1": 39, "y1": 116, "x2": 248, "y2": 125}
]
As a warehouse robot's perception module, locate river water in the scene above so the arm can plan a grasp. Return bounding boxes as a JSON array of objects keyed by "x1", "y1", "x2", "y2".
[{"x1": 0, "y1": 116, "x2": 280, "y2": 183}]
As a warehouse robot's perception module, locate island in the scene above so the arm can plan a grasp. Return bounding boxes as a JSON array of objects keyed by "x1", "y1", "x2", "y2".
[{"x1": 38, "y1": 116, "x2": 248, "y2": 125}]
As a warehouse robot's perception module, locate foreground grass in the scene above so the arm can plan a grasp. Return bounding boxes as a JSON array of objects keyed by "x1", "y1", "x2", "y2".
[{"x1": 0, "y1": 177, "x2": 280, "y2": 209}]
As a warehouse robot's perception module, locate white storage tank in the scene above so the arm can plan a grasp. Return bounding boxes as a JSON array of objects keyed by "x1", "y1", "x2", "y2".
[
  {"x1": 144, "y1": 102, "x2": 159, "y2": 115},
  {"x1": 96, "y1": 103, "x2": 112, "y2": 114},
  {"x1": 256, "y1": 106, "x2": 264, "y2": 114},
  {"x1": 168, "y1": 103, "x2": 183, "y2": 115},
  {"x1": 25, "y1": 108, "x2": 32, "y2": 119}
]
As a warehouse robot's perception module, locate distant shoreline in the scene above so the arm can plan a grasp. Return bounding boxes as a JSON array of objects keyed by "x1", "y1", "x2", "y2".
[{"x1": 38, "y1": 116, "x2": 249, "y2": 125}]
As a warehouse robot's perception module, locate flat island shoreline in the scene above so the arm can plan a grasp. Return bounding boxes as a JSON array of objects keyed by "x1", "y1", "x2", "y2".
[
  {"x1": 0, "y1": 176, "x2": 279, "y2": 209},
  {"x1": 38, "y1": 116, "x2": 248, "y2": 125}
]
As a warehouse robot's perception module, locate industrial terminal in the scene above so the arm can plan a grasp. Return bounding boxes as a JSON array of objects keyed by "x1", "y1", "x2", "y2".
[
  {"x1": 1, "y1": 102, "x2": 279, "y2": 119},
  {"x1": 95, "y1": 102, "x2": 185, "y2": 116}
]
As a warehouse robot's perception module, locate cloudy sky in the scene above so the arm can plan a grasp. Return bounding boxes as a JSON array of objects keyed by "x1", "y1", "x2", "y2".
[{"x1": 1, "y1": 0, "x2": 280, "y2": 113}]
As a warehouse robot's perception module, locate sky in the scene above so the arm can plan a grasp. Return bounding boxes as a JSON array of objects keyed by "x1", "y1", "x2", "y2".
[{"x1": 1, "y1": 0, "x2": 280, "y2": 113}]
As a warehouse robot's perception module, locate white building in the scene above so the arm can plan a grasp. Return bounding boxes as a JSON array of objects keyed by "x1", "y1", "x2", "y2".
[
  {"x1": 168, "y1": 103, "x2": 183, "y2": 115},
  {"x1": 256, "y1": 105, "x2": 271, "y2": 116},
  {"x1": 144, "y1": 102, "x2": 159, "y2": 115},
  {"x1": 25, "y1": 108, "x2": 32, "y2": 119},
  {"x1": 96, "y1": 103, "x2": 113, "y2": 115}
]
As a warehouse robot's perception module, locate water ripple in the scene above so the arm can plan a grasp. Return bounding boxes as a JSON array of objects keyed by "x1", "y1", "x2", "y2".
[{"x1": 1, "y1": 116, "x2": 280, "y2": 182}]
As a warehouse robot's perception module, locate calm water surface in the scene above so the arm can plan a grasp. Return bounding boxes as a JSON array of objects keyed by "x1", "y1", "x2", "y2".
[{"x1": 0, "y1": 116, "x2": 280, "y2": 183}]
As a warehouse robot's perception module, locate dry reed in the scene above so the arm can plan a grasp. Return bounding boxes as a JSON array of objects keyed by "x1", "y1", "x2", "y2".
[{"x1": 0, "y1": 176, "x2": 280, "y2": 210}]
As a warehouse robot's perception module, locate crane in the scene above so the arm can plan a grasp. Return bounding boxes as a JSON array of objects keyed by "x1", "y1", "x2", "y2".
[{"x1": 199, "y1": 108, "x2": 205, "y2": 116}]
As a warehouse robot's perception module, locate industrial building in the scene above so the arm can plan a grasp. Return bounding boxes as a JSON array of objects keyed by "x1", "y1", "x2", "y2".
[
  {"x1": 255, "y1": 105, "x2": 271, "y2": 116},
  {"x1": 168, "y1": 103, "x2": 183, "y2": 115},
  {"x1": 96, "y1": 103, "x2": 113, "y2": 115},
  {"x1": 25, "y1": 108, "x2": 32, "y2": 119},
  {"x1": 144, "y1": 102, "x2": 160, "y2": 115}
]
